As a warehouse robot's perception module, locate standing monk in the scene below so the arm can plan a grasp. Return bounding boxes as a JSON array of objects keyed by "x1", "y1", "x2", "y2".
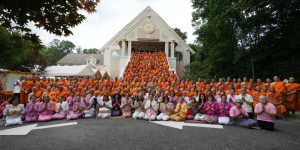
[
  {"x1": 285, "y1": 77, "x2": 300, "y2": 118},
  {"x1": 271, "y1": 76, "x2": 286, "y2": 93},
  {"x1": 21, "y1": 76, "x2": 34, "y2": 104},
  {"x1": 267, "y1": 86, "x2": 286, "y2": 119}
]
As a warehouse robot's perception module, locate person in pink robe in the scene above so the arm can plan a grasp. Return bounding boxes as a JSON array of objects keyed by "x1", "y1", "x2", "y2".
[
  {"x1": 66, "y1": 92, "x2": 76, "y2": 111},
  {"x1": 0, "y1": 99, "x2": 9, "y2": 117},
  {"x1": 38, "y1": 95, "x2": 54, "y2": 122},
  {"x1": 23, "y1": 95, "x2": 40, "y2": 123},
  {"x1": 52, "y1": 96, "x2": 69, "y2": 120},
  {"x1": 67, "y1": 96, "x2": 86, "y2": 120},
  {"x1": 81, "y1": 91, "x2": 90, "y2": 107}
]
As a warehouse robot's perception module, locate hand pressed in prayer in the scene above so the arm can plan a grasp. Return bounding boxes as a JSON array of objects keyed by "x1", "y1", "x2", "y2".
[
  {"x1": 31, "y1": 105, "x2": 34, "y2": 110},
  {"x1": 239, "y1": 109, "x2": 242, "y2": 115}
]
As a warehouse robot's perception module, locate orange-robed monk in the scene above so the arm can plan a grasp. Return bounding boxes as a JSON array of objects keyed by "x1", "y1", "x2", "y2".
[{"x1": 285, "y1": 77, "x2": 300, "y2": 118}]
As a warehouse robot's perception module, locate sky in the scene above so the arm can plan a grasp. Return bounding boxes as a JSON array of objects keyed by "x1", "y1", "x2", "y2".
[{"x1": 28, "y1": 0, "x2": 197, "y2": 49}]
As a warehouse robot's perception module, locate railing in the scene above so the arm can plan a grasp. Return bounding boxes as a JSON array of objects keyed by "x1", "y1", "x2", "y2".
[
  {"x1": 167, "y1": 57, "x2": 177, "y2": 75},
  {"x1": 119, "y1": 56, "x2": 131, "y2": 79}
]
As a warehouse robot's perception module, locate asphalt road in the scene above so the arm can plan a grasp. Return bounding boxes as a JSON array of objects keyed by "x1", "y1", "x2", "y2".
[{"x1": 0, "y1": 118, "x2": 300, "y2": 150}]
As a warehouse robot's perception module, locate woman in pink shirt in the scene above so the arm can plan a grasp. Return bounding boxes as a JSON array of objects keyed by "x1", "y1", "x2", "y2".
[
  {"x1": 120, "y1": 93, "x2": 133, "y2": 118},
  {"x1": 230, "y1": 99, "x2": 259, "y2": 129},
  {"x1": 254, "y1": 95, "x2": 276, "y2": 131},
  {"x1": 218, "y1": 94, "x2": 231, "y2": 125},
  {"x1": 203, "y1": 95, "x2": 219, "y2": 124},
  {"x1": 38, "y1": 95, "x2": 54, "y2": 122}
]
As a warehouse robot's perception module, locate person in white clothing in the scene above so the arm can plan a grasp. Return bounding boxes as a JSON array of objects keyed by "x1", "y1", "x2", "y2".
[
  {"x1": 144, "y1": 94, "x2": 158, "y2": 121},
  {"x1": 132, "y1": 94, "x2": 146, "y2": 119},
  {"x1": 237, "y1": 87, "x2": 254, "y2": 119},
  {"x1": 52, "y1": 96, "x2": 69, "y2": 120},
  {"x1": 13, "y1": 76, "x2": 23, "y2": 97},
  {"x1": 3, "y1": 97, "x2": 25, "y2": 126},
  {"x1": 82, "y1": 98, "x2": 99, "y2": 118},
  {"x1": 182, "y1": 91, "x2": 190, "y2": 104},
  {"x1": 98, "y1": 94, "x2": 112, "y2": 118},
  {"x1": 156, "y1": 96, "x2": 174, "y2": 121}
]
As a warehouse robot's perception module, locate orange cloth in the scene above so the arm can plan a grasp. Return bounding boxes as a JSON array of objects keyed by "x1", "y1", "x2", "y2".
[
  {"x1": 210, "y1": 83, "x2": 217, "y2": 88},
  {"x1": 175, "y1": 90, "x2": 182, "y2": 97},
  {"x1": 257, "y1": 82, "x2": 265, "y2": 88},
  {"x1": 98, "y1": 90, "x2": 105, "y2": 97},
  {"x1": 20, "y1": 81, "x2": 34, "y2": 104},
  {"x1": 285, "y1": 83, "x2": 300, "y2": 111},
  {"x1": 273, "y1": 81, "x2": 286, "y2": 93},
  {"x1": 268, "y1": 92, "x2": 286, "y2": 116},
  {"x1": 253, "y1": 92, "x2": 266, "y2": 108},
  {"x1": 225, "y1": 82, "x2": 234, "y2": 90},
  {"x1": 186, "y1": 91, "x2": 194, "y2": 99},
  {"x1": 56, "y1": 91, "x2": 67, "y2": 99},
  {"x1": 246, "y1": 89, "x2": 255, "y2": 96}
]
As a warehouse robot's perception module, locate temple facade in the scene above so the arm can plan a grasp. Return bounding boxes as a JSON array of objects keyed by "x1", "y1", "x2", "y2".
[{"x1": 100, "y1": 6, "x2": 195, "y2": 78}]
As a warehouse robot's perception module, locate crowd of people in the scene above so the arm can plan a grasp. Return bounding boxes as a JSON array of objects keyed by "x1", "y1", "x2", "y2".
[{"x1": 0, "y1": 52, "x2": 299, "y2": 131}]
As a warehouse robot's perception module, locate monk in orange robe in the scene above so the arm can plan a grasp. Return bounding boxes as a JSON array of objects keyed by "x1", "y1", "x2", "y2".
[
  {"x1": 21, "y1": 78, "x2": 34, "y2": 104},
  {"x1": 42, "y1": 86, "x2": 56, "y2": 107},
  {"x1": 28, "y1": 87, "x2": 42, "y2": 102},
  {"x1": 256, "y1": 79, "x2": 265, "y2": 88},
  {"x1": 241, "y1": 77, "x2": 250, "y2": 88},
  {"x1": 246, "y1": 84, "x2": 255, "y2": 96},
  {"x1": 225, "y1": 77, "x2": 233, "y2": 90},
  {"x1": 55, "y1": 86, "x2": 67, "y2": 100},
  {"x1": 271, "y1": 76, "x2": 286, "y2": 93},
  {"x1": 267, "y1": 86, "x2": 286, "y2": 117},
  {"x1": 252, "y1": 86, "x2": 262, "y2": 108},
  {"x1": 186, "y1": 87, "x2": 194, "y2": 99},
  {"x1": 285, "y1": 77, "x2": 300, "y2": 117},
  {"x1": 175, "y1": 86, "x2": 182, "y2": 97},
  {"x1": 249, "y1": 79, "x2": 257, "y2": 90},
  {"x1": 210, "y1": 79, "x2": 217, "y2": 88}
]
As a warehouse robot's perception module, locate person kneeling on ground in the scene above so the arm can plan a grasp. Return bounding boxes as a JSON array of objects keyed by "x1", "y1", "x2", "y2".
[
  {"x1": 157, "y1": 96, "x2": 174, "y2": 121},
  {"x1": 38, "y1": 95, "x2": 54, "y2": 122},
  {"x1": 132, "y1": 94, "x2": 146, "y2": 119},
  {"x1": 170, "y1": 97, "x2": 187, "y2": 121},
  {"x1": 203, "y1": 95, "x2": 219, "y2": 124},
  {"x1": 217, "y1": 94, "x2": 231, "y2": 125},
  {"x1": 52, "y1": 96, "x2": 69, "y2": 120},
  {"x1": 67, "y1": 96, "x2": 86, "y2": 120},
  {"x1": 194, "y1": 93, "x2": 206, "y2": 121},
  {"x1": 120, "y1": 93, "x2": 134, "y2": 118},
  {"x1": 3, "y1": 96, "x2": 25, "y2": 126},
  {"x1": 230, "y1": 99, "x2": 259, "y2": 129},
  {"x1": 186, "y1": 97, "x2": 199, "y2": 120},
  {"x1": 254, "y1": 95, "x2": 277, "y2": 131},
  {"x1": 23, "y1": 96, "x2": 40, "y2": 123},
  {"x1": 98, "y1": 94, "x2": 112, "y2": 118},
  {"x1": 144, "y1": 94, "x2": 158, "y2": 121},
  {"x1": 82, "y1": 98, "x2": 99, "y2": 118}
]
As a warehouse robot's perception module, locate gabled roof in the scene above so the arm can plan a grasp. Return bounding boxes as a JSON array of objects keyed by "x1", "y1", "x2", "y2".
[
  {"x1": 99, "y1": 6, "x2": 195, "y2": 54},
  {"x1": 57, "y1": 54, "x2": 104, "y2": 65}
]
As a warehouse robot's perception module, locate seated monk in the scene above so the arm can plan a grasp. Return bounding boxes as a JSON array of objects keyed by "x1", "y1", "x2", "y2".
[
  {"x1": 246, "y1": 84, "x2": 255, "y2": 96},
  {"x1": 253, "y1": 86, "x2": 266, "y2": 108},
  {"x1": 210, "y1": 79, "x2": 217, "y2": 88},
  {"x1": 256, "y1": 79, "x2": 265, "y2": 89},
  {"x1": 267, "y1": 86, "x2": 286, "y2": 119},
  {"x1": 225, "y1": 77, "x2": 234, "y2": 90},
  {"x1": 28, "y1": 87, "x2": 42, "y2": 102},
  {"x1": 249, "y1": 79, "x2": 257, "y2": 90},
  {"x1": 186, "y1": 86, "x2": 194, "y2": 99},
  {"x1": 241, "y1": 77, "x2": 250, "y2": 88},
  {"x1": 175, "y1": 85, "x2": 182, "y2": 97}
]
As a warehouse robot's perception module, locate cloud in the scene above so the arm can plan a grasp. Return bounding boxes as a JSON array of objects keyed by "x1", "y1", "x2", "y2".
[{"x1": 28, "y1": 0, "x2": 197, "y2": 49}]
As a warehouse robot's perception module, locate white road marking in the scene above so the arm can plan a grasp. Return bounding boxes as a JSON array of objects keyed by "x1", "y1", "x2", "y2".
[
  {"x1": 0, "y1": 122, "x2": 77, "y2": 135},
  {"x1": 152, "y1": 121, "x2": 223, "y2": 130}
]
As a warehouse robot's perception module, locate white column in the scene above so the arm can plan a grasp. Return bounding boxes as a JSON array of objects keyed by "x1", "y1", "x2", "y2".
[
  {"x1": 171, "y1": 40, "x2": 175, "y2": 57},
  {"x1": 121, "y1": 39, "x2": 125, "y2": 56},
  {"x1": 165, "y1": 42, "x2": 169, "y2": 57},
  {"x1": 128, "y1": 41, "x2": 132, "y2": 56}
]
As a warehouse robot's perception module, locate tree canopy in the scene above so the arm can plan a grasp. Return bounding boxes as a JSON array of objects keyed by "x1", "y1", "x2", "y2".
[
  {"x1": 188, "y1": 0, "x2": 300, "y2": 81},
  {"x1": 0, "y1": 0, "x2": 100, "y2": 47}
]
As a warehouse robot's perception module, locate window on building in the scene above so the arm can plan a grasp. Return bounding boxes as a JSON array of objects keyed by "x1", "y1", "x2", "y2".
[
  {"x1": 88, "y1": 60, "x2": 95, "y2": 64},
  {"x1": 175, "y1": 52, "x2": 183, "y2": 62},
  {"x1": 111, "y1": 50, "x2": 121, "y2": 60}
]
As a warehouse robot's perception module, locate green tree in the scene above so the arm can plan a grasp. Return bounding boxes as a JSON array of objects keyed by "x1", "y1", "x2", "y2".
[
  {"x1": 0, "y1": 28, "x2": 49, "y2": 73},
  {"x1": 46, "y1": 39, "x2": 75, "y2": 65},
  {"x1": 190, "y1": 0, "x2": 300, "y2": 80},
  {"x1": 0, "y1": 0, "x2": 100, "y2": 46},
  {"x1": 174, "y1": 28, "x2": 187, "y2": 42},
  {"x1": 83, "y1": 48, "x2": 101, "y2": 54}
]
